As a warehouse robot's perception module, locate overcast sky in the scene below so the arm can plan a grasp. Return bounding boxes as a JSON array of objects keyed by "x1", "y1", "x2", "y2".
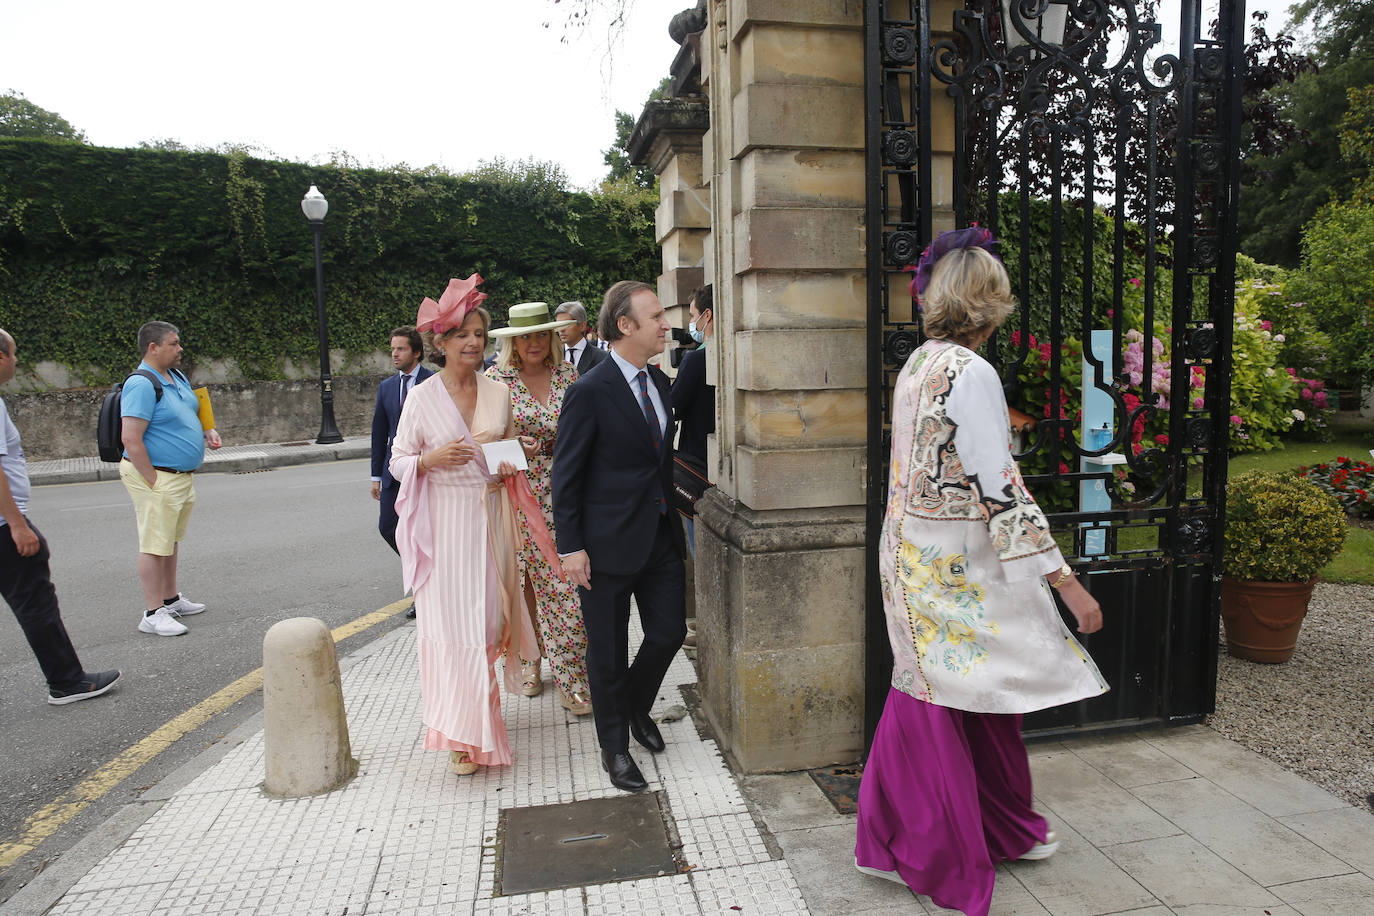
[
  {"x1": 1, "y1": 0, "x2": 683, "y2": 189},
  {"x1": 2, "y1": 0, "x2": 1299, "y2": 191}
]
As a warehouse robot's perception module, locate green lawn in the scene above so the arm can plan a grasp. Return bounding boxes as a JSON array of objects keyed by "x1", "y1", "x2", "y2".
[
  {"x1": 1053, "y1": 412, "x2": 1374, "y2": 585},
  {"x1": 1230, "y1": 412, "x2": 1373, "y2": 585}
]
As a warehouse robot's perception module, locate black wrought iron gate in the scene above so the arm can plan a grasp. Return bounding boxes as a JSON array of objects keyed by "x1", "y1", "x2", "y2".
[{"x1": 863, "y1": 0, "x2": 1248, "y2": 738}]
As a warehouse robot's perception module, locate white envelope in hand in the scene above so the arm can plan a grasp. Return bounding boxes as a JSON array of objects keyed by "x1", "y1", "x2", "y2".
[{"x1": 481, "y1": 438, "x2": 528, "y2": 473}]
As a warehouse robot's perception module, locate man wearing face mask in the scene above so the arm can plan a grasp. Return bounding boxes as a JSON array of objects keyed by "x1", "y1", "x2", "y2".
[{"x1": 670, "y1": 285, "x2": 714, "y2": 555}]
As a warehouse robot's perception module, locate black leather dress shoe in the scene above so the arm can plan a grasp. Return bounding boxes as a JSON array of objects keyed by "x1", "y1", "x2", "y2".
[
  {"x1": 629, "y1": 711, "x2": 665, "y2": 753},
  {"x1": 405, "y1": 605, "x2": 417, "y2": 620},
  {"x1": 601, "y1": 750, "x2": 648, "y2": 792}
]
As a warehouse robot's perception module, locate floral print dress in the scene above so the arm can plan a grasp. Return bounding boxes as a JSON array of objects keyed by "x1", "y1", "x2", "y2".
[
  {"x1": 878, "y1": 340, "x2": 1109, "y2": 713},
  {"x1": 486, "y1": 360, "x2": 589, "y2": 699}
]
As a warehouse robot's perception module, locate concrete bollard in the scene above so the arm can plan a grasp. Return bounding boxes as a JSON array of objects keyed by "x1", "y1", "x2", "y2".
[{"x1": 262, "y1": 617, "x2": 358, "y2": 796}]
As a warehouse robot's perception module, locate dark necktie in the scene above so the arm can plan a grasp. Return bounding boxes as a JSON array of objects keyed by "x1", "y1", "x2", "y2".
[
  {"x1": 636, "y1": 370, "x2": 666, "y2": 514},
  {"x1": 400, "y1": 373, "x2": 411, "y2": 409}
]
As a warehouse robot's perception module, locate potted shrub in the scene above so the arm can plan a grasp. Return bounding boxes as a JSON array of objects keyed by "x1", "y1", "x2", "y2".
[{"x1": 1220, "y1": 470, "x2": 1347, "y2": 663}]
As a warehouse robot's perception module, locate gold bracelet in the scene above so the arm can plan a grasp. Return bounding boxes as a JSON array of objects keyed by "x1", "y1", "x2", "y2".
[{"x1": 1049, "y1": 563, "x2": 1073, "y2": 589}]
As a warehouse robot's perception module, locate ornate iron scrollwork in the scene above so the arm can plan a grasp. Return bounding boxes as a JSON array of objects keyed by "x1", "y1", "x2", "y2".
[
  {"x1": 884, "y1": 230, "x2": 922, "y2": 265},
  {"x1": 1187, "y1": 417, "x2": 1211, "y2": 450},
  {"x1": 1193, "y1": 142, "x2": 1221, "y2": 174},
  {"x1": 1193, "y1": 236, "x2": 1220, "y2": 269},
  {"x1": 883, "y1": 27, "x2": 917, "y2": 65},
  {"x1": 884, "y1": 130, "x2": 919, "y2": 167},
  {"x1": 884, "y1": 330, "x2": 920, "y2": 366},
  {"x1": 1177, "y1": 518, "x2": 1211, "y2": 554},
  {"x1": 1184, "y1": 326, "x2": 1218, "y2": 360},
  {"x1": 1196, "y1": 47, "x2": 1225, "y2": 80}
]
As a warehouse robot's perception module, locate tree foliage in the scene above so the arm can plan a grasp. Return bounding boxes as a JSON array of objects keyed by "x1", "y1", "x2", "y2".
[
  {"x1": 1284, "y1": 86, "x2": 1374, "y2": 391},
  {"x1": 602, "y1": 77, "x2": 671, "y2": 189},
  {"x1": 1237, "y1": 1, "x2": 1374, "y2": 266},
  {"x1": 0, "y1": 90, "x2": 87, "y2": 142},
  {"x1": 603, "y1": 110, "x2": 656, "y2": 188},
  {"x1": 0, "y1": 139, "x2": 657, "y2": 383}
]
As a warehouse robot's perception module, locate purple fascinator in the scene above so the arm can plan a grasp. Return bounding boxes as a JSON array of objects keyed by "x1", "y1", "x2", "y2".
[{"x1": 903, "y1": 224, "x2": 1002, "y2": 305}]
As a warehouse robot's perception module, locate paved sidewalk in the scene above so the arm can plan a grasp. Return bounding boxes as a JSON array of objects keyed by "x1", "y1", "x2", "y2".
[
  {"x1": 5, "y1": 607, "x2": 1373, "y2": 916},
  {"x1": 25, "y1": 436, "x2": 372, "y2": 486}
]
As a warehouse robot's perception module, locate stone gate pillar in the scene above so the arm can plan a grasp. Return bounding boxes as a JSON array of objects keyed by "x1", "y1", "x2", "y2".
[
  {"x1": 632, "y1": 0, "x2": 963, "y2": 773},
  {"x1": 693, "y1": 0, "x2": 869, "y2": 772}
]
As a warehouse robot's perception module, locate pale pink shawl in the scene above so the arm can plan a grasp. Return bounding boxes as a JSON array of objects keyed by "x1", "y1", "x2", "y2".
[{"x1": 390, "y1": 373, "x2": 546, "y2": 688}]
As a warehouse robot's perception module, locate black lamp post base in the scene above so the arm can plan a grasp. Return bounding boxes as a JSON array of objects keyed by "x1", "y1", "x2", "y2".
[{"x1": 316, "y1": 405, "x2": 344, "y2": 444}]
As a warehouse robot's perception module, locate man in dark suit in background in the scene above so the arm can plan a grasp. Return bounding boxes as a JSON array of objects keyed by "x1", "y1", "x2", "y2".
[
  {"x1": 552, "y1": 281, "x2": 687, "y2": 793},
  {"x1": 555, "y1": 301, "x2": 609, "y2": 374},
  {"x1": 370, "y1": 327, "x2": 432, "y2": 584}
]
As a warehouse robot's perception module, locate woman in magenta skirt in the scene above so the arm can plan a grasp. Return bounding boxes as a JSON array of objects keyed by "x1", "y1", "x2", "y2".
[{"x1": 856, "y1": 228, "x2": 1109, "y2": 916}]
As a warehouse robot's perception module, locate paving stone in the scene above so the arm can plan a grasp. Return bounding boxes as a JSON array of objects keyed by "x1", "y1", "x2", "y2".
[
  {"x1": 1280, "y1": 806, "x2": 1374, "y2": 880},
  {"x1": 1101, "y1": 833, "x2": 1284, "y2": 910},
  {"x1": 1133, "y1": 776, "x2": 1351, "y2": 887},
  {"x1": 1068, "y1": 731, "x2": 1198, "y2": 789},
  {"x1": 1004, "y1": 818, "x2": 1159, "y2": 915},
  {"x1": 1030, "y1": 749, "x2": 1181, "y2": 846},
  {"x1": 1143, "y1": 726, "x2": 1349, "y2": 817},
  {"x1": 1270, "y1": 871, "x2": 1374, "y2": 915}
]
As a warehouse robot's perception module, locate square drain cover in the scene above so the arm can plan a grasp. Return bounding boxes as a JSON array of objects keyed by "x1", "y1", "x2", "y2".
[
  {"x1": 810, "y1": 764, "x2": 863, "y2": 815},
  {"x1": 498, "y1": 792, "x2": 677, "y2": 895}
]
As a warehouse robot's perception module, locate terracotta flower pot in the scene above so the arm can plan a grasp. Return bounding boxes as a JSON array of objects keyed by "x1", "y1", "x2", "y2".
[{"x1": 1219, "y1": 576, "x2": 1318, "y2": 663}]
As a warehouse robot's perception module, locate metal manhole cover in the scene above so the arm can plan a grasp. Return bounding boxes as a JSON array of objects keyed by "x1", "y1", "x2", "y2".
[
  {"x1": 810, "y1": 764, "x2": 863, "y2": 815},
  {"x1": 497, "y1": 791, "x2": 678, "y2": 895}
]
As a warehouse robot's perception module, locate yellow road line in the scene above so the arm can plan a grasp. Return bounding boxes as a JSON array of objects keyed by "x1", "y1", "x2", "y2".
[{"x1": 0, "y1": 597, "x2": 413, "y2": 870}]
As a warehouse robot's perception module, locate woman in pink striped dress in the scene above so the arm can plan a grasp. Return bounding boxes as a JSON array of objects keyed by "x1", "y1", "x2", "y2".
[{"x1": 390, "y1": 276, "x2": 541, "y2": 776}]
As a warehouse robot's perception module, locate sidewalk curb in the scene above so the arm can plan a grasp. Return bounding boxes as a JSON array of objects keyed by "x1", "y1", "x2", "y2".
[
  {"x1": 26, "y1": 438, "x2": 371, "y2": 487},
  {"x1": 0, "y1": 622, "x2": 415, "y2": 916}
]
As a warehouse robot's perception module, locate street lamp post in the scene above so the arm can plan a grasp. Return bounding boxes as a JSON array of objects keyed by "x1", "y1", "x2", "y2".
[{"x1": 302, "y1": 185, "x2": 343, "y2": 444}]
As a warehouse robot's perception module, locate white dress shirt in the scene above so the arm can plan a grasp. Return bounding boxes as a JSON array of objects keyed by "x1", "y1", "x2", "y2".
[{"x1": 608, "y1": 347, "x2": 667, "y2": 440}]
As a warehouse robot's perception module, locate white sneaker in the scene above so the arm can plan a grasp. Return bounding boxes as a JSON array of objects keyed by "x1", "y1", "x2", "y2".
[
  {"x1": 1019, "y1": 831, "x2": 1060, "y2": 861},
  {"x1": 855, "y1": 858, "x2": 907, "y2": 886},
  {"x1": 139, "y1": 608, "x2": 188, "y2": 636},
  {"x1": 164, "y1": 594, "x2": 205, "y2": 617}
]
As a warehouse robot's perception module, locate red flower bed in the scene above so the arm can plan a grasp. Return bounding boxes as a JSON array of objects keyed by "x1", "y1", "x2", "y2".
[{"x1": 1298, "y1": 457, "x2": 1374, "y2": 519}]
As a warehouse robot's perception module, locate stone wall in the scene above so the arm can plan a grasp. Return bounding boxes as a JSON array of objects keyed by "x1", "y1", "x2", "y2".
[{"x1": 5, "y1": 376, "x2": 387, "y2": 461}]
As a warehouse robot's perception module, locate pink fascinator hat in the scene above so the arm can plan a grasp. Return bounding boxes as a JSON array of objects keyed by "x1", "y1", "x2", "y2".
[{"x1": 417, "y1": 274, "x2": 487, "y2": 334}]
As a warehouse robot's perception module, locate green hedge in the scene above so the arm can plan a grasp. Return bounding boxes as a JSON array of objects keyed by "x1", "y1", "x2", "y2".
[{"x1": 0, "y1": 139, "x2": 658, "y2": 383}]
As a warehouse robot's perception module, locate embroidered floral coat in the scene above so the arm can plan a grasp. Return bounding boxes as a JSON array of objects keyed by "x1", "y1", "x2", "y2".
[{"x1": 879, "y1": 340, "x2": 1109, "y2": 714}]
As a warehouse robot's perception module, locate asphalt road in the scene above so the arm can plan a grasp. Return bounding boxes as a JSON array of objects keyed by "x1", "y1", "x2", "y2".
[{"x1": 0, "y1": 458, "x2": 408, "y2": 904}]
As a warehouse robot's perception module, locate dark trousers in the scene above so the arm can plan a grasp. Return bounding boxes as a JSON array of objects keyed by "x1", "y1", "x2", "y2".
[
  {"x1": 579, "y1": 513, "x2": 687, "y2": 753},
  {"x1": 0, "y1": 519, "x2": 83, "y2": 691},
  {"x1": 379, "y1": 481, "x2": 400, "y2": 554}
]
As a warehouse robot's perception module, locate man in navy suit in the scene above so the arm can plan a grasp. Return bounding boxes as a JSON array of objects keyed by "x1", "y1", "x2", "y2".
[
  {"x1": 370, "y1": 326, "x2": 432, "y2": 558},
  {"x1": 555, "y1": 301, "x2": 609, "y2": 374},
  {"x1": 553, "y1": 281, "x2": 687, "y2": 792}
]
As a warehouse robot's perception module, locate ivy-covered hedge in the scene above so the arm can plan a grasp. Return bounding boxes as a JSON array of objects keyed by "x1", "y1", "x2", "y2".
[{"x1": 0, "y1": 139, "x2": 657, "y2": 383}]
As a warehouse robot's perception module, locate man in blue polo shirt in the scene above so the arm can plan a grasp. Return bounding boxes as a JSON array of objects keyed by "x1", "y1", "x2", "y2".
[{"x1": 119, "y1": 321, "x2": 222, "y2": 637}]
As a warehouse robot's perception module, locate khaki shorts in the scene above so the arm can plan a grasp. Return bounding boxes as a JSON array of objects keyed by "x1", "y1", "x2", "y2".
[{"x1": 120, "y1": 460, "x2": 196, "y2": 556}]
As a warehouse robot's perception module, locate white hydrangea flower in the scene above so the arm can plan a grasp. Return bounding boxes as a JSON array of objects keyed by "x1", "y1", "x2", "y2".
[
  {"x1": 1293, "y1": 409, "x2": 1306, "y2": 421},
  {"x1": 1274, "y1": 333, "x2": 1286, "y2": 342}
]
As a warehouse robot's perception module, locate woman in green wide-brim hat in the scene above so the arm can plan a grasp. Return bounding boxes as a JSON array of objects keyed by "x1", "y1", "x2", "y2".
[{"x1": 487, "y1": 303, "x2": 593, "y2": 717}]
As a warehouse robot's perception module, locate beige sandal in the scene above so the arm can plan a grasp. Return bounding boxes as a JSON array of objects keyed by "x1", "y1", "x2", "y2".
[
  {"x1": 520, "y1": 659, "x2": 543, "y2": 697},
  {"x1": 449, "y1": 751, "x2": 478, "y2": 776},
  {"x1": 560, "y1": 691, "x2": 593, "y2": 716}
]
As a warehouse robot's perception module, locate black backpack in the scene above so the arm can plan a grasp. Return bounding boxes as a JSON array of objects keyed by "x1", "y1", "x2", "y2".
[{"x1": 96, "y1": 369, "x2": 177, "y2": 462}]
